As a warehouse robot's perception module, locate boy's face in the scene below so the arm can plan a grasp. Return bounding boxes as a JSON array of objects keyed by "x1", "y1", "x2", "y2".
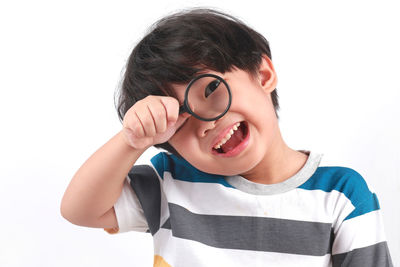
[{"x1": 169, "y1": 56, "x2": 279, "y2": 177}]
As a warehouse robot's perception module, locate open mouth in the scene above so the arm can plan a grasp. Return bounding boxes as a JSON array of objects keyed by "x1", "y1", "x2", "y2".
[{"x1": 212, "y1": 121, "x2": 249, "y2": 155}]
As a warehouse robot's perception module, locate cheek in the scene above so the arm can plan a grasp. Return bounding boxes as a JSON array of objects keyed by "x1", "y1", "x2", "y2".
[
  {"x1": 169, "y1": 131, "x2": 198, "y2": 155},
  {"x1": 232, "y1": 82, "x2": 269, "y2": 106},
  {"x1": 170, "y1": 132, "x2": 217, "y2": 171}
]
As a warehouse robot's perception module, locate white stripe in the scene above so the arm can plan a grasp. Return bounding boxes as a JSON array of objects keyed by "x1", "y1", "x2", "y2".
[
  {"x1": 163, "y1": 172, "x2": 353, "y2": 224},
  {"x1": 114, "y1": 164, "x2": 165, "y2": 233},
  {"x1": 332, "y1": 209, "x2": 387, "y2": 254},
  {"x1": 154, "y1": 228, "x2": 332, "y2": 267},
  {"x1": 114, "y1": 177, "x2": 148, "y2": 233}
]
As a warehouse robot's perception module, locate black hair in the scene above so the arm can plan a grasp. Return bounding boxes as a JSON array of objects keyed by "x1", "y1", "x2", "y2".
[{"x1": 115, "y1": 8, "x2": 279, "y2": 154}]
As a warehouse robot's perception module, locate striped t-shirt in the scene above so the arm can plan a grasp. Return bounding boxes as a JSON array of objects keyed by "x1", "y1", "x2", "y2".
[{"x1": 112, "y1": 150, "x2": 393, "y2": 266}]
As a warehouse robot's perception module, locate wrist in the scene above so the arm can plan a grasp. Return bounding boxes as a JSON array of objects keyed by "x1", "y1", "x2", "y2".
[{"x1": 118, "y1": 129, "x2": 150, "y2": 154}]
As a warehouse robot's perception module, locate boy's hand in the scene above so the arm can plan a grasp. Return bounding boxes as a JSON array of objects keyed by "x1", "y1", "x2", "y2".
[{"x1": 122, "y1": 96, "x2": 189, "y2": 150}]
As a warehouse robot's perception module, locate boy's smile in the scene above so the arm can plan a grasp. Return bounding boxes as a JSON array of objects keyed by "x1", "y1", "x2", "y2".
[{"x1": 211, "y1": 121, "x2": 250, "y2": 157}]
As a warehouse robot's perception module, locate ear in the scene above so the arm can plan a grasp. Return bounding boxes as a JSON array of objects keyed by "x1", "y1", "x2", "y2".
[{"x1": 257, "y1": 55, "x2": 278, "y2": 93}]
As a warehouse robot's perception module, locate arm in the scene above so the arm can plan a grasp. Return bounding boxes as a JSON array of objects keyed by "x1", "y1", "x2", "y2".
[
  {"x1": 60, "y1": 96, "x2": 189, "y2": 229},
  {"x1": 60, "y1": 131, "x2": 144, "y2": 229},
  {"x1": 331, "y1": 172, "x2": 393, "y2": 266}
]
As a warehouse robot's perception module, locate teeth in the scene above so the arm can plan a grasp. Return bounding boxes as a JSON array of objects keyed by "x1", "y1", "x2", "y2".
[{"x1": 214, "y1": 122, "x2": 241, "y2": 149}]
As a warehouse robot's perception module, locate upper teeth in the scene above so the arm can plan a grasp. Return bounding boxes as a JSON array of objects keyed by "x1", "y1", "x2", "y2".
[{"x1": 214, "y1": 122, "x2": 241, "y2": 149}]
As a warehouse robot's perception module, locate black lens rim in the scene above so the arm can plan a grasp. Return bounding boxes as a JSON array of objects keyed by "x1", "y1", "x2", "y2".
[{"x1": 183, "y1": 73, "x2": 232, "y2": 121}]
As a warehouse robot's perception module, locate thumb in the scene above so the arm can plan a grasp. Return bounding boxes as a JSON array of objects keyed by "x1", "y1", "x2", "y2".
[
  {"x1": 168, "y1": 112, "x2": 191, "y2": 131},
  {"x1": 153, "y1": 112, "x2": 191, "y2": 145}
]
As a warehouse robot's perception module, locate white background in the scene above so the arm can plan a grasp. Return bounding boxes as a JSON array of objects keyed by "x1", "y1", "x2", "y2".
[{"x1": 0, "y1": 0, "x2": 399, "y2": 266}]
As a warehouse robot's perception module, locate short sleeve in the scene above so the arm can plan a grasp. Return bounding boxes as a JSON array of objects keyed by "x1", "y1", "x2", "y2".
[
  {"x1": 112, "y1": 177, "x2": 149, "y2": 233},
  {"x1": 331, "y1": 171, "x2": 393, "y2": 266},
  {"x1": 107, "y1": 160, "x2": 164, "y2": 235}
]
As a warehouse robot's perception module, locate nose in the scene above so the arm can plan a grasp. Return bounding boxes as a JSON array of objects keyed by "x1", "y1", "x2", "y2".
[{"x1": 196, "y1": 119, "x2": 218, "y2": 138}]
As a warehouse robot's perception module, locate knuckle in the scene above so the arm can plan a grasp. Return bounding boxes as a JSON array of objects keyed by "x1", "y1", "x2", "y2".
[
  {"x1": 145, "y1": 95, "x2": 158, "y2": 103},
  {"x1": 123, "y1": 116, "x2": 134, "y2": 129},
  {"x1": 161, "y1": 96, "x2": 178, "y2": 107}
]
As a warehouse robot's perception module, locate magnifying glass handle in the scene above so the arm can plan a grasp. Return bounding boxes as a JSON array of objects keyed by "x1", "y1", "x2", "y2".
[{"x1": 179, "y1": 105, "x2": 187, "y2": 115}]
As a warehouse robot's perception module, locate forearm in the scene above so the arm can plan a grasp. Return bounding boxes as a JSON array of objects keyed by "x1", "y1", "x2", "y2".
[{"x1": 60, "y1": 130, "x2": 146, "y2": 226}]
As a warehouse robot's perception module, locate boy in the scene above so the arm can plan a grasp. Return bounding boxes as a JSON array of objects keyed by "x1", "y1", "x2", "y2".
[{"x1": 61, "y1": 8, "x2": 393, "y2": 266}]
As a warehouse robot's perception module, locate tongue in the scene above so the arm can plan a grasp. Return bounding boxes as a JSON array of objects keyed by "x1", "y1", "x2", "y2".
[{"x1": 221, "y1": 127, "x2": 244, "y2": 153}]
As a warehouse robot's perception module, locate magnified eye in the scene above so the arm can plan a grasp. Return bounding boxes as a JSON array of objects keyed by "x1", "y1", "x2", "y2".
[{"x1": 204, "y1": 79, "x2": 221, "y2": 98}]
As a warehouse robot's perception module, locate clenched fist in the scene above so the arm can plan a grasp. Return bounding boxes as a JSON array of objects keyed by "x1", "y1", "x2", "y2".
[{"x1": 122, "y1": 96, "x2": 189, "y2": 150}]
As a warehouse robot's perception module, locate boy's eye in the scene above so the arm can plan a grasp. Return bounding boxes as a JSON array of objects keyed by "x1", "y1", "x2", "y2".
[{"x1": 204, "y1": 79, "x2": 220, "y2": 98}]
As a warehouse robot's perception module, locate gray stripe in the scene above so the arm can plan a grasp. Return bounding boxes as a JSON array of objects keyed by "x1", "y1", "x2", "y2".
[
  {"x1": 225, "y1": 151, "x2": 323, "y2": 195},
  {"x1": 168, "y1": 203, "x2": 333, "y2": 256},
  {"x1": 161, "y1": 218, "x2": 171, "y2": 229},
  {"x1": 128, "y1": 165, "x2": 161, "y2": 235},
  {"x1": 332, "y1": 242, "x2": 393, "y2": 267}
]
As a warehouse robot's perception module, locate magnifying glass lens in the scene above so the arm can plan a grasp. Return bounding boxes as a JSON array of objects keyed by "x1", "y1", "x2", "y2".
[{"x1": 186, "y1": 76, "x2": 230, "y2": 120}]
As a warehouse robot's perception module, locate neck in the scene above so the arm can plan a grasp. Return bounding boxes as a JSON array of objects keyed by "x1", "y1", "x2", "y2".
[{"x1": 241, "y1": 129, "x2": 308, "y2": 185}]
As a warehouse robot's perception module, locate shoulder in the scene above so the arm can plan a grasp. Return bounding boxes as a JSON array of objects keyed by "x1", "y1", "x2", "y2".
[
  {"x1": 149, "y1": 152, "x2": 232, "y2": 187},
  {"x1": 150, "y1": 152, "x2": 184, "y2": 177},
  {"x1": 150, "y1": 152, "x2": 202, "y2": 179},
  {"x1": 300, "y1": 166, "x2": 369, "y2": 194},
  {"x1": 299, "y1": 166, "x2": 380, "y2": 220}
]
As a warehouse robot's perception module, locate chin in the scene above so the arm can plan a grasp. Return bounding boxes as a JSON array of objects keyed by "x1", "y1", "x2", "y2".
[{"x1": 198, "y1": 158, "x2": 260, "y2": 177}]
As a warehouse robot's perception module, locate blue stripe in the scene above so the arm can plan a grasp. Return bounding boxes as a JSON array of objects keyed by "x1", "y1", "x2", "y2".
[
  {"x1": 344, "y1": 192, "x2": 380, "y2": 220},
  {"x1": 298, "y1": 166, "x2": 380, "y2": 220},
  {"x1": 151, "y1": 152, "x2": 234, "y2": 188},
  {"x1": 150, "y1": 152, "x2": 169, "y2": 178}
]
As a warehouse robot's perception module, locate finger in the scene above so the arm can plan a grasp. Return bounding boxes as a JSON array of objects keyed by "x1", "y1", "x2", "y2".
[
  {"x1": 170, "y1": 112, "x2": 191, "y2": 132},
  {"x1": 143, "y1": 105, "x2": 157, "y2": 137},
  {"x1": 147, "y1": 100, "x2": 168, "y2": 133},
  {"x1": 131, "y1": 104, "x2": 156, "y2": 137},
  {"x1": 123, "y1": 109, "x2": 145, "y2": 138},
  {"x1": 159, "y1": 97, "x2": 180, "y2": 125}
]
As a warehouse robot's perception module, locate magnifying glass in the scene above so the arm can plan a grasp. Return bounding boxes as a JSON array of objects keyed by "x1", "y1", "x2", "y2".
[{"x1": 178, "y1": 73, "x2": 232, "y2": 121}]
